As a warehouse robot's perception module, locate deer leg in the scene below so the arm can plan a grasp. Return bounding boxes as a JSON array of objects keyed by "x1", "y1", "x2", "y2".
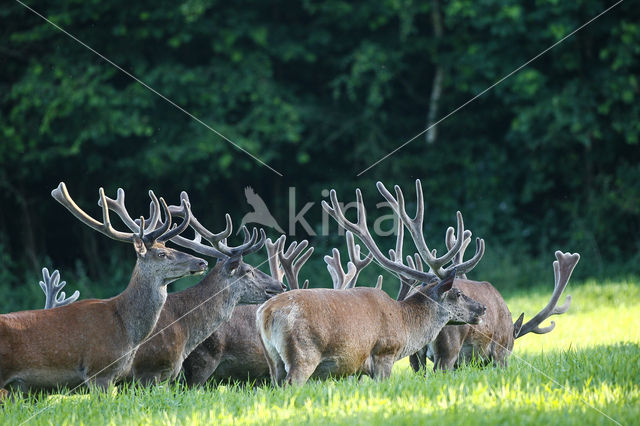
[
  {"x1": 183, "y1": 350, "x2": 223, "y2": 387},
  {"x1": 86, "y1": 375, "x2": 114, "y2": 395},
  {"x1": 432, "y1": 326, "x2": 469, "y2": 371},
  {"x1": 371, "y1": 356, "x2": 395, "y2": 381},
  {"x1": 284, "y1": 361, "x2": 318, "y2": 386},
  {"x1": 409, "y1": 347, "x2": 429, "y2": 374},
  {"x1": 258, "y1": 334, "x2": 288, "y2": 386},
  {"x1": 283, "y1": 348, "x2": 320, "y2": 386}
]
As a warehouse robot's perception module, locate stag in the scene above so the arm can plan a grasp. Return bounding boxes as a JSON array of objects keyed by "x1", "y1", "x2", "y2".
[
  {"x1": 182, "y1": 235, "x2": 314, "y2": 385},
  {"x1": 256, "y1": 183, "x2": 486, "y2": 385},
  {"x1": 412, "y1": 245, "x2": 579, "y2": 370},
  {"x1": 375, "y1": 180, "x2": 580, "y2": 370},
  {"x1": 98, "y1": 190, "x2": 285, "y2": 384},
  {"x1": 0, "y1": 183, "x2": 207, "y2": 396}
]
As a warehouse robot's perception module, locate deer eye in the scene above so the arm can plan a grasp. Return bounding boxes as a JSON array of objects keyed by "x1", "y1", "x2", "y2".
[
  {"x1": 456, "y1": 291, "x2": 462, "y2": 298},
  {"x1": 158, "y1": 252, "x2": 167, "y2": 258}
]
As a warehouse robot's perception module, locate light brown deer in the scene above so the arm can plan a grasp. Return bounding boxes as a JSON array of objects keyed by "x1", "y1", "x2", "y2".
[
  {"x1": 0, "y1": 183, "x2": 207, "y2": 396},
  {"x1": 256, "y1": 182, "x2": 486, "y2": 385},
  {"x1": 182, "y1": 235, "x2": 314, "y2": 385},
  {"x1": 98, "y1": 190, "x2": 286, "y2": 384},
  {"x1": 374, "y1": 180, "x2": 580, "y2": 370}
]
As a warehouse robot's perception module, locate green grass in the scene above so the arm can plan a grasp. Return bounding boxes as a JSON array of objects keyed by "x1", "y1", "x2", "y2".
[{"x1": 2, "y1": 278, "x2": 638, "y2": 425}]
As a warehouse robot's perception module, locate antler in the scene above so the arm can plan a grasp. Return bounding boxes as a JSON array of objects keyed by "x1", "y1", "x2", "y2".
[
  {"x1": 52, "y1": 182, "x2": 189, "y2": 245},
  {"x1": 514, "y1": 251, "x2": 580, "y2": 338},
  {"x1": 265, "y1": 236, "x2": 285, "y2": 282},
  {"x1": 387, "y1": 216, "x2": 418, "y2": 300},
  {"x1": 159, "y1": 191, "x2": 263, "y2": 260},
  {"x1": 443, "y1": 227, "x2": 479, "y2": 279},
  {"x1": 322, "y1": 187, "x2": 439, "y2": 285},
  {"x1": 279, "y1": 237, "x2": 314, "y2": 290},
  {"x1": 376, "y1": 180, "x2": 485, "y2": 278},
  {"x1": 325, "y1": 231, "x2": 381, "y2": 289},
  {"x1": 39, "y1": 267, "x2": 79, "y2": 309}
]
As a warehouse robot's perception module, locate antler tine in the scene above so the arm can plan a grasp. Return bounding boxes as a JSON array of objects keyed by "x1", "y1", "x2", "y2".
[
  {"x1": 322, "y1": 188, "x2": 438, "y2": 284},
  {"x1": 52, "y1": 182, "x2": 136, "y2": 243},
  {"x1": 157, "y1": 198, "x2": 192, "y2": 243},
  {"x1": 266, "y1": 235, "x2": 286, "y2": 283},
  {"x1": 446, "y1": 228, "x2": 472, "y2": 266},
  {"x1": 387, "y1": 217, "x2": 417, "y2": 301},
  {"x1": 144, "y1": 198, "x2": 172, "y2": 242},
  {"x1": 99, "y1": 188, "x2": 162, "y2": 236},
  {"x1": 324, "y1": 248, "x2": 357, "y2": 290},
  {"x1": 143, "y1": 190, "x2": 161, "y2": 233},
  {"x1": 515, "y1": 251, "x2": 580, "y2": 338},
  {"x1": 345, "y1": 231, "x2": 374, "y2": 288},
  {"x1": 40, "y1": 267, "x2": 79, "y2": 309},
  {"x1": 280, "y1": 239, "x2": 314, "y2": 290},
  {"x1": 165, "y1": 191, "x2": 233, "y2": 245},
  {"x1": 375, "y1": 275, "x2": 383, "y2": 290},
  {"x1": 376, "y1": 180, "x2": 465, "y2": 278},
  {"x1": 443, "y1": 226, "x2": 485, "y2": 279}
]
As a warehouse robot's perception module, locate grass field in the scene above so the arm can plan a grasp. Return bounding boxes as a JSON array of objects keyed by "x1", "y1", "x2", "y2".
[{"x1": 1, "y1": 278, "x2": 638, "y2": 425}]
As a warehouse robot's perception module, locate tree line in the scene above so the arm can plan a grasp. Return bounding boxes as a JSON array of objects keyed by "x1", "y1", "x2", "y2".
[{"x1": 0, "y1": 0, "x2": 638, "y2": 310}]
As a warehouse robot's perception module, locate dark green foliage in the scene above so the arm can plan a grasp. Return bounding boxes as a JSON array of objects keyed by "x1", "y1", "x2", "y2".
[{"x1": 1, "y1": 0, "x2": 638, "y2": 309}]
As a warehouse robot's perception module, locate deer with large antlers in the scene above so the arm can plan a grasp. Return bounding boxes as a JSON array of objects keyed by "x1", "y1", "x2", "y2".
[
  {"x1": 374, "y1": 180, "x2": 579, "y2": 371},
  {"x1": 96, "y1": 190, "x2": 285, "y2": 384},
  {"x1": 0, "y1": 183, "x2": 207, "y2": 396},
  {"x1": 410, "y1": 247, "x2": 579, "y2": 371},
  {"x1": 256, "y1": 182, "x2": 486, "y2": 385},
  {"x1": 182, "y1": 235, "x2": 314, "y2": 385}
]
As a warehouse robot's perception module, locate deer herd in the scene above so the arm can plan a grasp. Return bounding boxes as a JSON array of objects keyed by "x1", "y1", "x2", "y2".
[{"x1": 0, "y1": 179, "x2": 579, "y2": 398}]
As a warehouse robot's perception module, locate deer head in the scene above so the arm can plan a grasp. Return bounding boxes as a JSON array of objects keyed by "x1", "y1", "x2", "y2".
[
  {"x1": 102, "y1": 190, "x2": 284, "y2": 304},
  {"x1": 52, "y1": 183, "x2": 208, "y2": 288}
]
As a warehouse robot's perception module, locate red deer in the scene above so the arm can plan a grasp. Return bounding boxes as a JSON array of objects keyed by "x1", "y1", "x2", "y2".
[
  {"x1": 411, "y1": 247, "x2": 579, "y2": 370},
  {"x1": 374, "y1": 180, "x2": 580, "y2": 370},
  {"x1": 97, "y1": 190, "x2": 286, "y2": 384},
  {"x1": 256, "y1": 183, "x2": 486, "y2": 385},
  {"x1": 182, "y1": 235, "x2": 313, "y2": 385},
  {"x1": 0, "y1": 183, "x2": 207, "y2": 397}
]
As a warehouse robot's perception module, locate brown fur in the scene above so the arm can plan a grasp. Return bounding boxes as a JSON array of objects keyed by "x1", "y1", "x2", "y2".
[
  {"x1": 257, "y1": 278, "x2": 485, "y2": 386},
  {"x1": 124, "y1": 261, "x2": 283, "y2": 384},
  {"x1": 182, "y1": 305, "x2": 269, "y2": 385},
  {"x1": 0, "y1": 242, "x2": 206, "y2": 394},
  {"x1": 410, "y1": 279, "x2": 514, "y2": 371}
]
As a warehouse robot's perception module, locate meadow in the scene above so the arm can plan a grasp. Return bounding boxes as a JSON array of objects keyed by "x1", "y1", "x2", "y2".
[{"x1": 1, "y1": 277, "x2": 638, "y2": 425}]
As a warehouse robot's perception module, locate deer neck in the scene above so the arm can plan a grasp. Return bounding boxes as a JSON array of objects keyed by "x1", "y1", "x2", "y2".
[
  {"x1": 398, "y1": 294, "x2": 450, "y2": 359},
  {"x1": 168, "y1": 267, "x2": 241, "y2": 356},
  {"x1": 114, "y1": 266, "x2": 168, "y2": 346}
]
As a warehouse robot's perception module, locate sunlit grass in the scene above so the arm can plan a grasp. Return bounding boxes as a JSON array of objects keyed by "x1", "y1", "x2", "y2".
[{"x1": 1, "y1": 279, "x2": 638, "y2": 425}]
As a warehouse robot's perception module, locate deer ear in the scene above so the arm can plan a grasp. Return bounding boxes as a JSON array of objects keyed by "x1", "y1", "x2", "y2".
[
  {"x1": 223, "y1": 257, "x2": 241, "y2": 275},
  {"x1": 435, "y1": 274, "x2": 455, "y2": 297},
  {"x1": 133, "y1": 236, "x2": 147, "y2": 258},
  {"x1": 513, "y1": 313, "x2": 525, "y2": 338}
]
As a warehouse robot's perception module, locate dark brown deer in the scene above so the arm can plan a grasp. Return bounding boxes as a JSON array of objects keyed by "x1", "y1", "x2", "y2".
[
  {"x1": 256, "y1": 183, "x2": 486, "y2": 385},
  {"x1": 411, "y1": 247, "x2": 579, "y2": 371},
  {"x1": 0, "y1": 183, "x2": 207, "y2": 397},
  {"x1": 182, "y1": 235, "x2": 313, "y2": 385},
  {"x1": 98, "y1": 190, "x2": 286, "y2": 384}
]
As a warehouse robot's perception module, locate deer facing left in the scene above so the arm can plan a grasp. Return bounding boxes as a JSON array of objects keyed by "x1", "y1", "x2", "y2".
[{"x1": 0, "y1": 183, "x2": 207, "y2": 397}]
